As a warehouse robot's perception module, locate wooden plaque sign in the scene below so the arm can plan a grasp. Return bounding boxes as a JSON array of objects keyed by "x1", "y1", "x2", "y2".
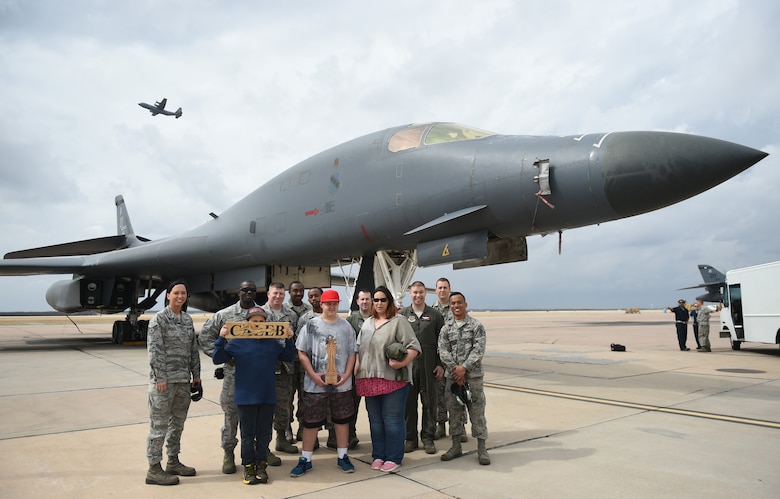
[
  {"x1": 324, "y1": 336, "x2": 339, "y2": 385},
  {"x1": 225, "y1": 322, "x2": 289, "y2": 339}
]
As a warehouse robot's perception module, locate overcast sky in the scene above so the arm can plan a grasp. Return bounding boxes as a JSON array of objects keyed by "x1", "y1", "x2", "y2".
[{"x1": 1, "y1": 0, "x2": 778, "y2": 312}]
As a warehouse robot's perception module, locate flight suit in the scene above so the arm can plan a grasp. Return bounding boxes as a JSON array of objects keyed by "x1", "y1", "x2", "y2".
[{"x1": 399, "y1": 305, "x2": 444, "y2": 447}]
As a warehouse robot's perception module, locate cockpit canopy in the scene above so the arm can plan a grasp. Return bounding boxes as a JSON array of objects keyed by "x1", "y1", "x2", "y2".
[{"x1": 388, "y1": 123, "x2": 495, "y2": 153}]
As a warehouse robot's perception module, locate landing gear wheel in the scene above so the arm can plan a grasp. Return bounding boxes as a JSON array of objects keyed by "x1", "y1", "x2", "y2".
[
  {"x1": 112, "y1": 321, "x2": 124, "y2": 344},
  {"x1": 137, "y1": 320, "x2": 149, "y2": 341},
  {"x1": 730, "y1": 339, "x2": 742, "y2": 350}
]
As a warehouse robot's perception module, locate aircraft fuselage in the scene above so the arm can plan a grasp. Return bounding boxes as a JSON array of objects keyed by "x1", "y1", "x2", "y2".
[{"x1": 1, "y1": 123, "x2": 768, "y2": 316}]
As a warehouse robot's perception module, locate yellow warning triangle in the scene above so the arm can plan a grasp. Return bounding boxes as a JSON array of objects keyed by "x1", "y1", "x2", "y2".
[{"x1": 442, "y1": 243, "x2": 450, "y2": 257}]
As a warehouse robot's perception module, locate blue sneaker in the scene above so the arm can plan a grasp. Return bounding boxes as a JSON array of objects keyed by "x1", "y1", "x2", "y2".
[
  {"x1": 337, "y1": 454, "x2": 355, "y2": 473},
  {"x1": 290, "y1": 457, "x2": 312, "y2": 477}
]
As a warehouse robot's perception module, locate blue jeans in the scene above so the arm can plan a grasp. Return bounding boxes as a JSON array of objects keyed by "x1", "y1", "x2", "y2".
[{"x1": 365, "y1": 383, "x2": 409, "y2": 464}]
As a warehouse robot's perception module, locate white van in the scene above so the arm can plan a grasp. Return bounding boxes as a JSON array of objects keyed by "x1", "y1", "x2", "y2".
[{"x1": 720, "y1": 260, "x2": 780, "y2": 350}]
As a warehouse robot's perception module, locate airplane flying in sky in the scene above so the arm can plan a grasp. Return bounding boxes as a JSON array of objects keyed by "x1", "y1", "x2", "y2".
[
  {"x1": 137, "y1": 97, "x2": 182, "y2": 118},
  {"x1": 0, "y1": 123, "x2": 767, "y2": 342}
]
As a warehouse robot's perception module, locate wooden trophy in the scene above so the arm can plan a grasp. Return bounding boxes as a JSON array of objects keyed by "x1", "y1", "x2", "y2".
[{"x1": 324, "y1": 335, "x2": 339, "y2": 385}]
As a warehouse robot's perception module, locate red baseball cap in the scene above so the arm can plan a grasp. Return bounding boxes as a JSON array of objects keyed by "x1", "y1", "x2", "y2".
[{"x1": 320, "y1": 290, "x2": 340, "y2": 303}]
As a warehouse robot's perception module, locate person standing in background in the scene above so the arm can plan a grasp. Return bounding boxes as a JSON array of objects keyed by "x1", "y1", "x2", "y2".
[
  {"x1": 345, "y1": 288, "x2": 373, "y2": 449},
  {"x1": 694, "y1": 299, "x2": 713, "y2": 352},
  {"x1": 667, "y1": 299, "x2": 690, "y2": 351},
  {"x1": 399, "y1": 281, "x2": 444, "y2": 455},
  {"x1": 262, "y1": 282, "x2": 301, "y2": 455}
]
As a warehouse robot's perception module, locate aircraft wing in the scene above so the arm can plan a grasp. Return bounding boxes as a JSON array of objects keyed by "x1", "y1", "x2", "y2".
[
  {"x1": 4, "y1": 235, "x2": 129, "y2": 259},
  {"x1": 0, "y1": 255, "x2": 91, "y2": 276},
  {"x1": 404, "y1": 205, "x2": 488, "y2": 235}
]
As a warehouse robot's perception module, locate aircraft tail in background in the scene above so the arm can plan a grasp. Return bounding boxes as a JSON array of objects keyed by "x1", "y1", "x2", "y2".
[{"x1": 678, "y1": 264, "x2": 725, "y2": 302}]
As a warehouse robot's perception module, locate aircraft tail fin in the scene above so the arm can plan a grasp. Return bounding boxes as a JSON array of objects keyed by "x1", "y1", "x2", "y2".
[
  {"x1": 175, "y1": 107, "x2": 182, "y2": 119},
  {"x1": 2, "y1": 196, "x2": 147, "y2": 260},
  {"x1": 115, "y1": 195, "x2": 150, "y2": 245},
  {"x1": 698, "y1": 264, "x2": 725, "y2": 285},
  {"x1": 115, "y1": 195, "x2": 135, "y2": 237},
  {"x1": 678, "y1": 264, "x2": 725, "y2": 302}
]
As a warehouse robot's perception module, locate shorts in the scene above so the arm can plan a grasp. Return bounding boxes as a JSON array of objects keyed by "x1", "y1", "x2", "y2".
[{"x1": 302, "y1": 391, "x2": 355, "y2": 428}]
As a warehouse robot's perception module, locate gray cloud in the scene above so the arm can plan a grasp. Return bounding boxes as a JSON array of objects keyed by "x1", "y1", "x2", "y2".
[{"x1": 0, "y1": 0, "x2": 777, "y2": 312}]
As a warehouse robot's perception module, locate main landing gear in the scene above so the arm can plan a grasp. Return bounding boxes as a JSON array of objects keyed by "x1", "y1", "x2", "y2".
[{"x1": 111, "y1": 313, "x2": 149, "y2": 344}]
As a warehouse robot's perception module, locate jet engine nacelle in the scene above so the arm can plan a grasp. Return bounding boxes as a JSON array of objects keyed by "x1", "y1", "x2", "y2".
[
  {"x1": 45, "y1": 279, "x2": 85, "y2": 313},
  {"x1": 188, "y1": 292, "x2": 229, "y2": 313},
  {"x1": 45, "y1": 277, "x2": 131, "y2": 314}
]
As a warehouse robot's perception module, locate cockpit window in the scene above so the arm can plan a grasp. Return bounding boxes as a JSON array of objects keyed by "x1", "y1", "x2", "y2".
[
  {"x1": 388, "y1": 125, "x2": 426, "y2": 152},
  {"x1": 388, "y1": 123, "x2": 495, "y2": 153},
  {"x1": 424, "y1": 123, "x2": 494, "y2": 145}
]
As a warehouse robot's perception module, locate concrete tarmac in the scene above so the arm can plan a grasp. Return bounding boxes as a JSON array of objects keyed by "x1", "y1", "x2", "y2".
[{"x1": 1, "y1": 310, "x2": 778, "y2": 498}]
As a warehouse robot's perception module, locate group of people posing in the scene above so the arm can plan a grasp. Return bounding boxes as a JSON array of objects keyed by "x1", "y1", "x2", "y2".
[{"x1": 144, "y1": 277, "x2": 490, "y2": 486}]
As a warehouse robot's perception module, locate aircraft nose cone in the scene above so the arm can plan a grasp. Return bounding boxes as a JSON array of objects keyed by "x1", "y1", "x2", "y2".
[{"x1": 600, "y1": 131, "x2": 768, "y2": 219}]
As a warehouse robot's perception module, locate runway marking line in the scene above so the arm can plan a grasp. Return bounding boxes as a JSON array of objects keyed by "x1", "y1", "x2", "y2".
[{"x1": 484, "y1": 382, "x2": 780, "y2": 429}]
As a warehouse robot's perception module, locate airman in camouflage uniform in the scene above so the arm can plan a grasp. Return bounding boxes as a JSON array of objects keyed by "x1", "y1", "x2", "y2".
[
  {"x1": 199, "y1": 281, "x2": 282, "y2": 472},
  {"x1": 287, "y1": 281, "x2": 313, "y2": 443},
  {"x1": 437, "y1": 291, "x2": 490, "y2": 465},
  {"x1": 262, "y1": 282, "x2": 300, "y2": 454},
  {"x1": 146, "y1": 279, "x2": 201, "y2": 485},
  {"x1": 344, "y1": 288, "x2": 373, "y2": 449},
  {"x1": 695, "y1": 299, "x2": 713, "y2": 352},
  {"x1": 432, "y1": 277, "x2": 456, "y2": 441}
]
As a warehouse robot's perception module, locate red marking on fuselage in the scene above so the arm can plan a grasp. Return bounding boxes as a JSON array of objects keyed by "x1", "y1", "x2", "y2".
[
  {"x1": 305, "y1": 209, "x2": 319, "y2": 216},
  {"x1": 361, "y1": 224, "x2": 374, "y2": 245}
]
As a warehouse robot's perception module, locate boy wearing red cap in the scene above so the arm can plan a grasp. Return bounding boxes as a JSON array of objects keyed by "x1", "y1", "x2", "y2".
[{"x1": 290, "y1": 289, "x2": 359, "y2": 477}]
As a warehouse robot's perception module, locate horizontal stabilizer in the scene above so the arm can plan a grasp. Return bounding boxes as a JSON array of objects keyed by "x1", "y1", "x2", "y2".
[{"x1": 4, "y1": 235, "x2": 129, "y2": 259}]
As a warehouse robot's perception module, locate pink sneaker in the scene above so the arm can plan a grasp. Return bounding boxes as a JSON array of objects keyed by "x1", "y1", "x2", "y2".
[
  {"x1": 380, "y1": 461, "x2": 400, "y2": 473},
  {"x1": 371, "y1": 459, "x2": 384, "y2": 470}
]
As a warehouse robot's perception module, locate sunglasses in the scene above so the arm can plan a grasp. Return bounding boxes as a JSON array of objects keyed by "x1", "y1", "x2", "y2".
[
  {"x1": 373, "y1": 297, "x2": 388, "y2": 303},
  {"x1": 239, "y1": 287, "x2": 257, "y2": 293}
]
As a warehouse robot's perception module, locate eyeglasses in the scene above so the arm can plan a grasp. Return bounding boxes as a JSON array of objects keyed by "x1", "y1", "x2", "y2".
[
  {"x1": 373, "y1": 297, "x2": 388, "y2": 303},
  {"x1": 239, "y1": 287, "x2": 257, "y2": 293}
]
